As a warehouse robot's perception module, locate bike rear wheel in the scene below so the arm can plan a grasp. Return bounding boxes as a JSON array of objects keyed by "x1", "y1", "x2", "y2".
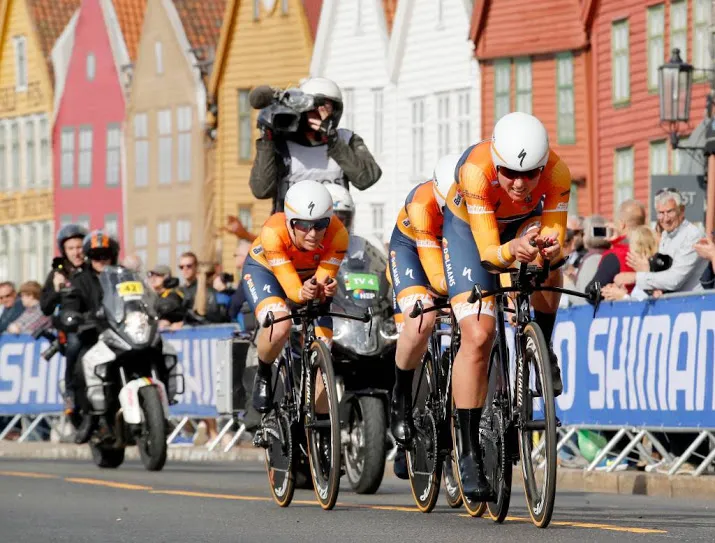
[
  {"x1": 518, "y1": 322, "x2": 557, "y2": 528},
  {"x1": 442, "y1": 455, "x2": 463, "y2": 508},
  {"x1": 305, "y1": 340, "x2": 341, "y2": 510},
  {"x1": 263, "y1": 362, "x2": 296, "y2": 507},
  {"x1": 406, "y1": 351, "x2": 442, "y2": 513}
]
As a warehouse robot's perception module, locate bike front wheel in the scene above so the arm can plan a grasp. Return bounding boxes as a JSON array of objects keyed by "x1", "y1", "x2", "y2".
[
  {"x1": 304, "y1": 340, "x2": 341, "y2": 510},
  {"x1": 518, "y1": 322, "x2": 557, "y2": 528}
]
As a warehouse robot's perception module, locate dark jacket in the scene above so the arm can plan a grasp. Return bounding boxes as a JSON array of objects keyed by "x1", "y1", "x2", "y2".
[
  {"x1": 64, "y1": 268, "x2": 104, "y2": 316},
  {"x1": 0, "y1": 299, "x2": 24, "y2": 334},
  {"x1": 179, "y1": 281, "x2": 226, "y2": 324},
  {"x1": 249, "y1": 130, "x2": 382, "y2": 212},
  {"x1": 40, "y1": 261, "x2": 88, "y2": 316},
  {"x1": 155, "y1": 288, "x2": 187, "y2": 323}
]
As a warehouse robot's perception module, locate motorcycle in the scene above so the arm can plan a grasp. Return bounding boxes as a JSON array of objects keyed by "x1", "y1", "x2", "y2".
[
  {"x1": 72, "y1": 266, "x2": 182, "y2": 471},
  {"x1": 331, "y1": 235, "x2": 398, "y2": 494}
]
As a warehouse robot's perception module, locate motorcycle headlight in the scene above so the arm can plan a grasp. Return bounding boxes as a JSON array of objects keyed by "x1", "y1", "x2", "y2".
[{"x1": 124, "y1": 311, "x2": 151, "y2": 344}]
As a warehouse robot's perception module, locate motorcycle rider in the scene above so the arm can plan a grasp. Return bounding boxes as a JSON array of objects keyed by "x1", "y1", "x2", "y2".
[
  {"x1": 39, "y1": 224, "x2": 89, "y2": 416},
  {"x1": 324, "y1": 183, "x2": 356, "y2": 232},
  {"x1": 64, "y1": 230, "x2": 121, "y2": 444},
  {"x1": 241, "y1": 180, "x2": 348, "y2": 413},
  {"x1": 387, "y1": 153, "x2": 461, "y2": 444},
  {"x1": 249, "y1": 77, "x2": 382, "y2": 213}
]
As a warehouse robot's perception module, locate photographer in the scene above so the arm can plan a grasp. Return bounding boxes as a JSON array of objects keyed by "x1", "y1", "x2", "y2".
[
  {"x1": 249, "y1": 77, "x2": 382, "y2": 213},
  {"x1": 147, "y1": 265, "x2": 186, "y2": 329}
]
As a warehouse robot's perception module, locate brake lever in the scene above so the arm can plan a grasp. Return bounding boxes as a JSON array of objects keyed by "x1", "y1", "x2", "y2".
[
  {"x1": 366, "y1": 307, "x2": 374, "y2": 337},
  {"x1": 262, "y1": 311, "x2": 275, "y2": 341},
  {"x1": 409, "y1": 300, "x2": 425, "y2": 333}
]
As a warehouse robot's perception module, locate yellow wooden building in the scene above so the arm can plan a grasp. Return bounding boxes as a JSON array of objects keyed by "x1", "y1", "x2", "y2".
[
  {"x1": 0, "y1": 0, "x2": 79, "y2": 283},
  {"x1": 208, "y1": 0, "x2": 322, "y2": 272}
]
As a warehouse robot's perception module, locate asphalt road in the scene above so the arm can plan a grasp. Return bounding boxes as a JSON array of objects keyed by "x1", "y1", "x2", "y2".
[{"x1": 0, "y1": 457, "x2": 713, "y2": 543}]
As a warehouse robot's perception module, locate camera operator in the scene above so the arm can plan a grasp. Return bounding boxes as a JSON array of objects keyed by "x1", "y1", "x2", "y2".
[
  {"x1": 39, "y1": 224, "x2": 88, "y2": 417},
  {"x1": 249, "y1": 77, "x2": 382, "y2": 213},
  {"x1": 147, "y1": 265, "x2": 186, "y2": 330}
]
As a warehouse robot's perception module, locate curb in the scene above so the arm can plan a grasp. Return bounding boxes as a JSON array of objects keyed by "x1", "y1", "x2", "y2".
[{"x1": 1, "y1": 442, "x2": 713, "y2": 499}]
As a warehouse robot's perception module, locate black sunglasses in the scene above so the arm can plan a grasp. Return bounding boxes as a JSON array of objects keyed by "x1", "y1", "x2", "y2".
[
  {"x1": 498, "y1": 166, "x2": 543, "y2": 180},
  {"x1": 290, "y1": 217, "x2": 331, "y2": 232}
]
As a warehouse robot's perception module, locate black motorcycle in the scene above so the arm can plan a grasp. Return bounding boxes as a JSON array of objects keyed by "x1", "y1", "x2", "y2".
[
  {"x1": 331, "y1": 236, "x2": 398, "y2": 494},
  {"x1": 73, "y1": 266, "x2": 182, "y2": 471}
]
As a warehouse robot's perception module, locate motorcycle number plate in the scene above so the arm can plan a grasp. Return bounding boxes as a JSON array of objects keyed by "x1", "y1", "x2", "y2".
[
  {"x1": 345, "y1": 273, "x2": 380, "y2": 292},
  {"x1": 117, "y1": 281, "x2": 144, "y2": 298}
]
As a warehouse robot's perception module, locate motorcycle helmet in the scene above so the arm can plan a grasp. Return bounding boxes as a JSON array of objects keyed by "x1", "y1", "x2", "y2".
[
  {"x1": 300, "y1": 77, "x2": 344, "y2": 126},
  {"x1": 324, "y1": 183, "x2": 355, "y2": 232},
  {"x1": 284, "y1": 180, "x2": 334, "y2": 230},
  {"x1": 491, "y1": 112, "x2": 550, "y2": 172},
  {"x1": 56, "y1": 224, "x2": 88, "y2": 256},
  {"x1": 83, "y1": 230, "x2": 120, "y2": 264},
  {"x1": 432, "y1": 153, "x2": 462, "y2": 211}
]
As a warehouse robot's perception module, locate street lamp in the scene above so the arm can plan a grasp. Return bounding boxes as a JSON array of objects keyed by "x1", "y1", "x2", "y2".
[{"x1": 658, "y1": 48, "x2": 694, "y2": 148}]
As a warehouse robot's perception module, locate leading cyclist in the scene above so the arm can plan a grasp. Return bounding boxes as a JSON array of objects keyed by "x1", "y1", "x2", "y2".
[{"x1": 443, "y1": 112, "x2": 571, "y2": 500}]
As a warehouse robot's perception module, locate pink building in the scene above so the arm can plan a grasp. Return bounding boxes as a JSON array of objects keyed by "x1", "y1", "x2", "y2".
[{"x1": 52, "y1": 0, "x2": 147, "y2": 252}]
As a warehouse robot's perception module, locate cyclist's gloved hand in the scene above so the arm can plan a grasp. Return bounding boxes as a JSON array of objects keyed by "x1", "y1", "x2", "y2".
[
  {"x1": 536, "y1": 234, "x2": 561, "y2": 262},
  {"x1": 322, "y1": 276, "x2": 338, "y2": 299},
  {"x1": 300, "y1": 277, "x2": 321, "y2": 302},
  {"x1": 510, "y1": 231, "x2": 540, "y2": 263}
]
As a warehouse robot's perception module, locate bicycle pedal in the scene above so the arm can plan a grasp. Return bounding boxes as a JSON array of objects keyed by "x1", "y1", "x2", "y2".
[{"x1": 253, "y1": 430, "x2": 270, "y2": 449}]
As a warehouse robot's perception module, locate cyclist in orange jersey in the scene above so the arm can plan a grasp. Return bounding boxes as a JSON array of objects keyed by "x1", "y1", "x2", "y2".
[
  {"x1": 386, "y1": 153, "x2": 461, "y2": 446},
  {"x1": 442, "y1": 112, "x2": 570, "y2": 500},
  {"x1": 241, "y1": 180, "x2": 349, "y2": 413}
]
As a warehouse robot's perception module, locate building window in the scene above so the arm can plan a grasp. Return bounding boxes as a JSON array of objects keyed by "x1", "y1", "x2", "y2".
[
  {"x1": 670, "y1": 1, "x2": 687, "y2": 61},
  {"x1": 23, "y1": 225, "x2": 37, "y2": 282},
  {"x1": 612, "y1": 19, "x2": 630, "y2": 105},
  {"x1": 61, "y1": 127, "x2": 74, "y2": 188},
  {"x1": 0, "y1": 124, "x2": 5, "y2": 192},
  {"x1": 134, "y1": 225, "x2": 147, "y2": 267},
  {"x1": 494, "y1": 60, "x2": 511, "y2": 121},
  {"x1": 177, "y1": 106, "x2": 192, "y2": 181},
  {"x1": 693, "y1": 0, "x2": 711, "y2": 80},
  {"x1": 78, "y1": 126, "x2": 93, "y2": 187},
  {"x1": 647, "y1": 5, "x2": 665, "y2": 92},
  {"x1": 456, "y1": 89, "x2": 471, "y2": 150},
  {"x1": 436, "y1": 0, "x2": 444, "y2": 28},
  {"x1": 134, "y1": 114, "x2": 148, "y2": 187},
  {"x1": 0, "y1": 228, "x2": 7, "y2": 280},
  {"x1": 176, "y1": 219, "x2": 191, "y2": 261},
  {"x1": 614, "y1": 147, "x2": 634, "y2": 210},
  {"x1": 8, "y1": 226, "x2": 21, "y2": 282},
  {"x1": 556, "y1": 53, "x2": 575, "y2": 144},
  {"x1": 10, "y1": 121, "x2": 19, "y2": 189},
  {"x1": 155, "y1": 42, "x2": 164, "y2": 75},
  {"x1": 373, "y1": 88, "x2": 383, "y2": 156},
  {"x1": 157, "y1": 221, "x2": 171, "y2": 265},
  {"x1": 13, "y1": 36, "x2": 27, "y2": 91},
  {"x1": 41, "y1": 222, "x2": 51, "y2": 274},
  {"x1": 671, "y1": 134, "x2": 691, "y2": 173},
  {"x1": 59, "y1": 214, "x2": 73, "y2": 227},
  {"x1": 158, "y1": 109, "x2": 172, "y2": 184},
  {"x1": 354, "y1": 0, "x2": 362, "y2": 35},
  {"x1": 568, "y1": 184, "x2": 579, "y2": 216},
  {"x1": 39, "y1": 117, "x2": 49, "y2": 188},
  {"x1": 239, "y1": 206, "x2": 252, "y2": 233},
  {"x1": 86, "y1": 52, "x2": 96, "y2": 81},
  {"x1": 25, "y1": 119, "x2": 35, "y2": 187},
  {"x1": 76, "y1": 214, "x2": 90, "y2": 231},
  {"x1": 238, "y1": 90, "x2": 251, "y2": 161},
  {"x1": 104, "y1": 214, "x2": 118, "y2": 238},
  {"x1": 649, "y1": 140, "x2": 668, "y2": 175},
  {"x1": 342, "y1": 88, "x2": 355, "y2": 131},
  {"x1": 371, "y1": 203, "x2": 384, "y2": 240},
  {"x1": 515, "y1": 58, "x2": 532, "y2": 114},
  {"x1": 410, "y1": 97, "x2": 425, "y2": 179},
  {"x1": 105, "y1": 124, "x2": 121, "y2": 187},
  {"x1": 436, "y1": 93, "x2": 451, "y2": 159}
]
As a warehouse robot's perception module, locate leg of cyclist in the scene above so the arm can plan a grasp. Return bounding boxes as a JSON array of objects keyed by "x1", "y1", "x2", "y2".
[
  {"x1": 241, "y1": 261, "x2": 292, "y2": 413},
  {"x1": 443, "y1": 207, "x2": 496, "y2": 501},
  {"x1": 313, "y1": 315, "x2": 334, "y2": 414},
  {"x1": 388, "y1": 233, "x2": 436, "y2": 445}
]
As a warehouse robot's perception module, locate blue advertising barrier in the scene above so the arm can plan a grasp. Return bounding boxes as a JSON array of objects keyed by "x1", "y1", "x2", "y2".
[
  {"x1": 551, "y1": 293, "x2": 715, "y2": 428},
  {"x1": 0, "y1": 325, "x2": 236, "y2": 417}
]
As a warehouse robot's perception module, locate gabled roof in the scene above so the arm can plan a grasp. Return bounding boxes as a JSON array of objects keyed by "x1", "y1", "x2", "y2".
[
  {"x1": 469, "y1": 0, "x2": 587, "y2": 60},
  {"x1": 26, "y1": 0, "x2": 82, "y2": 86},
  {"x1": 310, "y1": 0, "x2": 392, "y2": 77},
  {"x1": 209, "y1": 0, "x2": 323, "y2": 96},
  {"x1": 172, "y1": 0, "x2": 226, "y2": 54},
  {"x1": 111, "y1": 0, "x2": 148, "y2": 61}
]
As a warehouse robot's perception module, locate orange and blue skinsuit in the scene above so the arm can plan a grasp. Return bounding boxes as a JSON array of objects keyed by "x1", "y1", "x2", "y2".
[
  {"x1": 387, "y1": 181, "x2": 447, "y2": 332},
  {"x1": 442, "y1": 140, "x2": 571, "y2": 322},
  {"x1": 241, "y1": 213, "x2": 349, "y2": 341}
]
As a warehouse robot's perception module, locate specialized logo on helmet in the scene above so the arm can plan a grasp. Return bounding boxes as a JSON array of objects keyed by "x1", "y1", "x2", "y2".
[
  {"x1": 308, "y1": 201, "x2": 315, "y2": 216},
  {"x1": 518, "y1": 149, "x2": 527, "y2": 168}
]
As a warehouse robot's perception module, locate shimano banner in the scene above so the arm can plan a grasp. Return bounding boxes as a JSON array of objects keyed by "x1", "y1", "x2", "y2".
[
  {"x1": 0, "y1": 325, "x2": 236, "y2": 416},
  {"x1": 552, "y1": 294, "x2": 715, "y2": 428}
]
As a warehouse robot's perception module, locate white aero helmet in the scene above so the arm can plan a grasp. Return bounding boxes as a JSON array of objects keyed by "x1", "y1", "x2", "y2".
[
  {"x1": 300, "y1": 77, "x2": 344, "y2": 125},
  {"x1": 324, "y1": 183, "x2": 355, "y2": 231},
  {"x1": 432, "y1": 153, "x2": 462, "y2": 211},
  {"x1": 284, "y1": 180, "x2": 334, "y2": 224},
  {"x1": 490, "y1": 112, "x2": 550, "y2": 172}
]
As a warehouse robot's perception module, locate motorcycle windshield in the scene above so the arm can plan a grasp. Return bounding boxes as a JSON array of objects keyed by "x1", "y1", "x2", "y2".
[
  {"x1": 335, "y1": 236, "x2": 391, "y2": 309},
  {"x1": 100, "y1": 266, "x2": 156, "y2": 323}
]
